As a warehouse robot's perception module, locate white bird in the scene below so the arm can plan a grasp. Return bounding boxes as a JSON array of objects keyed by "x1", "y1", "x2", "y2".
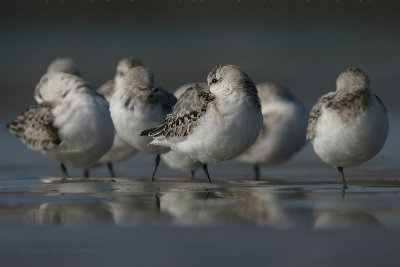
[
  {"x1": 34, "y1": 57, "x2": 81, "y2": 103},
  {"x1": 161, "y1": 83, "x2": 202, "y2": 178},
  {"x1": 96, "y1": 58, "x2": 139, "y2": 177},
  {"x1": 8, "y1": 72, "x2": 115, "y2": 177},
  {"x1": 44, "y1": 57, "x2": 137, "y2": 177},
  {"x1": 36, "y1": 57, "x2": 114, "y2": 177},
  {"x1": 236, "y1": 82, "x2": 308, "y2": 179},
  {"x1": 109, "y1": 60, "x2": 177, "y2": 180},
  {"x1": 97, "y1": 57, "x2": 144, "y2": 102},
  {"x1": 142, "y1": 64, "x2": 263, "y2": 183},
  {"x1": 307, "y1": 68, "x2": 389, "y2": 188}
]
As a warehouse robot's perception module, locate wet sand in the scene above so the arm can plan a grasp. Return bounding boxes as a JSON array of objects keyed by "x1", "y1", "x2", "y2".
[
  {"x1": 1, "y1": 115, "x2": 399, "y2": 266},
  {"x1": 2, "y1": 174, "x2": 400, "y2": 227},
  {"x1": 1, "y1": 109, "x2": 399, "y2": 267},
  {"x1": 1, "y1": 176, "x2": 400, "y2": 266}
]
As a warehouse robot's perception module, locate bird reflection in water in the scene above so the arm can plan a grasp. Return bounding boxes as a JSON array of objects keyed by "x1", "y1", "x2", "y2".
[
  {"x1": 314, "y1": 209, "x2": 382, "y2": 229},
  {"x1": 19, "y1": 180, "x2": 383, "y2": 229},
  {"x1": 23, "y1": 203, "x2": 114, "y2": 226}
]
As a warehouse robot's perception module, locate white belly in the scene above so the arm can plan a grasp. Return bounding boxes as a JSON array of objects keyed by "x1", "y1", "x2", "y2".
[
  {"x1": 110, "y1": 91, "x2": 169, "y2": 154},
  {"x1": 44, "y1": 94, "x2": 115, "y2": 168},
  {"x1": 312, "y1": 99, "x2": 388, "y2": 167},
  {"x1": 175, "y1": 102, "x2": 263, "y2": 164},
  {"x1": 161, "y1": 151, "x2": 201, "y2": 172}
]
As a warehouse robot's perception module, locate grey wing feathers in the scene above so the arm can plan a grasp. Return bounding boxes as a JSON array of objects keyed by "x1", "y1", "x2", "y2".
[
  {"x1": 306, "y1": 103, "x2": 321, "y2": 141},
  {"x1": 306, "y1": 92, "x2": 336, "y2": 141},
  {"x1": 7, "y1": 103, "x2": 61, "y2": 151},
  {"x1": 144, "y1": 83, "x2": 214, "y2": 139},
  {"x1": 306, "y1": 97, "x2": 325, "y2": 141}
]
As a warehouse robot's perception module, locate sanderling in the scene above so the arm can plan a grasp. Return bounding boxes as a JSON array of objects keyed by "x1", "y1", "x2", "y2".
[
  {"x1": 236, "y1": 82, "x2": 308, "y2": 179},
  {"x1": 96, "y1": 59, "x2": 140, "y2": 177},
  {"x1": 142, "y1": 64, "x2": 263, "y2": 183},
  {"x1": 161, "y1": 83, "x2": 204, "y2": 178},
  {"x1": 8, "y1": 72, "x2": 115, "y2": 177},
  {"x1": 35, "y1": 57, "x2": 81, "y2": 103},
  {"x1": 109, "y1": 60, "x2": 177, "y2": 180},
  {"x1": 307, "y1": 68, "x2": 389, "y2": 188},
  {"x1": 97, "y1": 57, "x2": 143, "y2": 100}
]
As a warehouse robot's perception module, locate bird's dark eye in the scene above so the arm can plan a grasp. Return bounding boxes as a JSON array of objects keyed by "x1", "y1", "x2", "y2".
[
  {"x1": 118, "y1": 70, "x2": 124, "y2": 77},
  {"x1": 211, "y1": 78, "x2": 218, "y2": 84}
]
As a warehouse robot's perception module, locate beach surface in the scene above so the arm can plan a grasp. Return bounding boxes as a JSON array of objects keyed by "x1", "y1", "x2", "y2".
[{"x1": 1, "y1": 113, "x2": 400, "y2": 266}]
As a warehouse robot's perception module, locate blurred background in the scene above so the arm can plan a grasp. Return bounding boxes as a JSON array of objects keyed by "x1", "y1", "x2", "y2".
[{"x1": 0, "y1": 0, "x2": 399, "y2": 177}]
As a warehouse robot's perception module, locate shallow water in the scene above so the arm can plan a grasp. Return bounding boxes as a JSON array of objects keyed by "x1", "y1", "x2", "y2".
[
  {"x1": 1, "y1": 176, "x2": 400, "y2": 229},
  {"x1": 2, "y1": 176, "x2": 400, "y2": 266},
  {"x1": 0, "y1": 113, "x2": 399, "y2": 229},
  {"x1": 1, "y1": 111, "x2": 399, "y2": 266}
]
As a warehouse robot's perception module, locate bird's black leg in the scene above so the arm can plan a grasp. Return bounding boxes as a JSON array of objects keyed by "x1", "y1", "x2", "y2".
[
  {"x1": 83, "y1": 169, "x2": 90, "y2": 178},
  {"x1": 201, "y1": 164, "x2": 212, "y2": 184},
  {"x1": 204, "y1": 188, "x2": 210, "y2": 199},
  {"x1": 107, "y1": 162, "x2": 115, "y2": 178},
  {"x1": 155, "y1": 192, "x2": 161, "y2": 211},
  {"x1": 61, "y1": 163, "x2": 69, "y2": 178},
  {"x1": 337, "y1": 167, "x2": 347, "y2": 189},
  {"x1": 151, "y1": 154, "x2": 161, "y2": 181},
  {"x1": 254, "y1": 165, "x2": 260, "y2": 181},
  {"x1": 190, "y1": 170, "x2": 195, "y2": 179}
]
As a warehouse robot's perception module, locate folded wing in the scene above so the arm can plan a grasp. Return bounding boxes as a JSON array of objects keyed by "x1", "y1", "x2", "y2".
[
  {"x1": 142, "y1": 83, "x2": 214, "y2": 141},
  {"x1": 7, "y1": 103, "x2": 61, "y2": 151}
]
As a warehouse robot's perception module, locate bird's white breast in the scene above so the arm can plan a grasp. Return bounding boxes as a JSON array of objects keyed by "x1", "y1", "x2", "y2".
[
  {"x1": 110, "y1": 90, "x2": 169, "y2": 154},
  {"x1": 175, "y1": 92, "x2": 263, "y2": 164},
  {"x1": 44, "y1": 92, "x2": 115, "y2": 168},
  {"x1": 312, "y1": 96, "x2": 388, "y2": 167},
  {"x1": 161, "y1": 150, "x2": 201, "y2": 172}
]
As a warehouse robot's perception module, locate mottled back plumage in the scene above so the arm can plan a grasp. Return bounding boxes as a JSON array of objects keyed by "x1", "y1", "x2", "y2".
[
  {"x1": 174, "y1": 83, "x2": 205, "y2": 99},
  {"x1": 97, "y1": 58, "x2": 143, "y2": 103},
  {"x1": 306, "y1": 93, "x2": 332, "y2": 141},
  {"x1": 117, "y1": 58, "x2": 143, "y2": 73},
  {"x1": 306, "y1": 68, "x2": 379, "y2": 141},
  {"x1": 143, "y1": 83, "x2": 213, "y2": 139},
  {"x1": 7, "y1": 103, "x2": 60, "y2": 151}
]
